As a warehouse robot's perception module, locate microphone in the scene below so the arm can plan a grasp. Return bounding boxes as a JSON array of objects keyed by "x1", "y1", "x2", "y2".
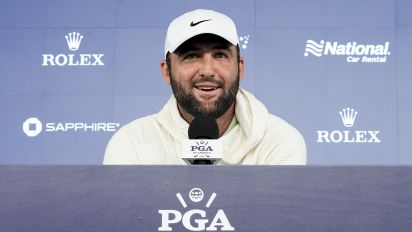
[
  {"x1": 188, "y1": 116, "x2": 219, "y2": 139},
  {"x1": 181, "y1": 116, "x2": 222, "y2": 165}
]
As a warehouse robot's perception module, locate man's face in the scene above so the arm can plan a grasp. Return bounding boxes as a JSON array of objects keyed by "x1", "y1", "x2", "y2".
[{"x1": 164, "y1": 34, "x2": 244, "y2": 119}]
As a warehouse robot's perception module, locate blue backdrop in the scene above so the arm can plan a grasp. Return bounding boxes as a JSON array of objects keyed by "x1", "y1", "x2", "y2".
[{"x1": 0, "y1": 0, "x2": 411, "y2": 164}]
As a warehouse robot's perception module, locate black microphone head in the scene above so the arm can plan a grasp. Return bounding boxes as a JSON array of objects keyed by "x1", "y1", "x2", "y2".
[{"x1": 188, "y1": 116, "x2": 219, "y2": 139}]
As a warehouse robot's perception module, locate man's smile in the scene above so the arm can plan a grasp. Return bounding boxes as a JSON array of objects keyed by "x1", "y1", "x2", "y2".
[
  {"x1": 194, "y1": 82, "x2": 221, "y2": 92},
  {"x1": 193, "y1": 83, "x2": 222, "y2": 100}
]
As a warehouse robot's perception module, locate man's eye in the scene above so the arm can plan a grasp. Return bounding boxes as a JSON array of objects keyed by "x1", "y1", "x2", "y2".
[
  {"x1": 184, "y1": 54, "x2": 199, "y2": 60},
  {"x1": 215, "y1": 52, "x2": 228, "y2": 58}
]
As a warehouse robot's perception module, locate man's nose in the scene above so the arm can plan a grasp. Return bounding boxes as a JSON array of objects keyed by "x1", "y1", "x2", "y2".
[{"x1": 198, "y1": 54, "x2": 215, "y2": 77}]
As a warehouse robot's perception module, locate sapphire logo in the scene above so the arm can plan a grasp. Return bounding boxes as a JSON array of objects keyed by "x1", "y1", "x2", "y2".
[
  {"x1": 317, "y1": 108, "x2": 381, "y2": 143},
  {"x1": 304, "y1": 39, "x2": 390, "y2": 63},
  {"x1": 159, "y1": 188, "x2": 235, "y2": 231},
  {"x1": 22, "y1": 117, "x2": 120, "y2": 137},
  {"x1": 42, "y1": 31, "x2": 104, "y2": 66},
  {"x1": 23, "y1": 117, "x2": 43, "y2": 137}
]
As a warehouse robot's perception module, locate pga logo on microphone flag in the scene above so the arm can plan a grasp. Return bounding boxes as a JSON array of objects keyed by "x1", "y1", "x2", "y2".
[{"x1": 181, "y1": 139, "x2": 222, "y2": 160}]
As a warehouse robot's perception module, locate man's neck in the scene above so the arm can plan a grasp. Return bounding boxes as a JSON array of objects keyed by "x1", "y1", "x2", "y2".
[{"x1": 177, "y1": 104, "x2": 236, "y2": 138}]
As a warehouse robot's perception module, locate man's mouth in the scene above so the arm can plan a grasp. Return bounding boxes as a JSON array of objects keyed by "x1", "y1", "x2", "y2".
[
  {"x1": 194, "y1": 84, "x2": 220, "y2": 92},
  {"x1": 195, "y1": 86, "x2": 219, "y2": 92}
]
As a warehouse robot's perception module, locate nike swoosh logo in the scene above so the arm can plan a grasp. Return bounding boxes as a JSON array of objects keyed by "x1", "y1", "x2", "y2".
[{"x1": 190, "y1": 19, "x2": 212, "y2": 27}]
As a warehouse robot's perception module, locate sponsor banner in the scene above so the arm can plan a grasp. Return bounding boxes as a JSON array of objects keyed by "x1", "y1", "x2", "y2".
[
  {"x1": 159, "y1": 187, "x2": 235, "y2": 231},
  {"x1": 304, "y1": 39, "x2": 390, "y2": 63},
  {"x1": 316, "y1": 108, "x2": 381, "y2": 143},
  {"x1": 23, "y1": 117, "x2": 119, "y2": 137},
  {"x1": 42, "y1": 32, "x2": 105, "y2": 66}
]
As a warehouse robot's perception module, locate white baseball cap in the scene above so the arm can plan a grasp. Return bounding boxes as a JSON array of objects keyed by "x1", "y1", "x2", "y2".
[{"x1": 164, "y1": 9, "x2": 239, "y2": 57}]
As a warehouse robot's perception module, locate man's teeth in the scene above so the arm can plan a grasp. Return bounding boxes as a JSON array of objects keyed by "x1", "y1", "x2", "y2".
[{"x1": 196, "y1": 86, "x2": 218, "y2": 91}]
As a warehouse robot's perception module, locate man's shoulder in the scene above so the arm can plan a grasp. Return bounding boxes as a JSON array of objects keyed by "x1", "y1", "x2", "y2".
[
  {"x1": 117, "y1": 114, "x2": 159, "y2": 136},
  {"x1": 104, "y1": 114, "x2": 162, "y2": 164},
  {"x1": 124, "y1": 114, "x2": 157, "y2": 127},
  {"x1": 264, "y1": 113, "x2": 305, "y2": 142},
  {"x1": 106, "y1": 114, "x2": 161, "y2": 152},
  {"x1": 266, "y1": 114, "x2": 297, "y2": 130},
  {"x1": 261, "y1": 113, "x2": 307, "y2": 165}
]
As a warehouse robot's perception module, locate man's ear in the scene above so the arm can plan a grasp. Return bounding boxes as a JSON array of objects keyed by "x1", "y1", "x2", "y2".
[
  {"x1": 160, "y1": 60, "x2": 171, "y2": 85},
  {"x1": 238, "y1": 57, "x2": 245, "y2": 81}
]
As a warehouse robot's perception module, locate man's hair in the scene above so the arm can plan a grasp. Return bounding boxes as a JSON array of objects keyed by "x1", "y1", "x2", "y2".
[{"x1": 165, "y1": 44, "x2": 240, "y2": 71}]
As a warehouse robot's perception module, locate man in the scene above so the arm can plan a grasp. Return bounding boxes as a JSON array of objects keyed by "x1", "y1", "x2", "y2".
[{"x1": 104, "y1": 9, "x2": 306, "y2": 165}]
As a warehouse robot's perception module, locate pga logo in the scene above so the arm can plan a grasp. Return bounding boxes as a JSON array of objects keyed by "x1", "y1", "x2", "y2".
[
  {"x1": 158, "y1": 188, "x2": 235, "y2": 231},
  {"x1": 191, "y1": 141, "x2": 213, "y2": 153}
]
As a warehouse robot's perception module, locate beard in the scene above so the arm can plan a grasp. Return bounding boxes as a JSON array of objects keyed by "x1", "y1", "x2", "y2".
[{"x1": 169, "y1": 73, "x2": 240, "y2": 119}]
